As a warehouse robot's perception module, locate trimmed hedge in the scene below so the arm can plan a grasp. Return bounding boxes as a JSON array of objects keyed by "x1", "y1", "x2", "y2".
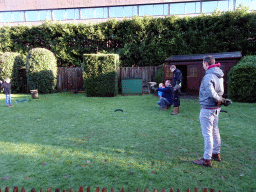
[
  {"x1": 0, "y1": 52, "x2": 26, "y2": 93},
  {"x1": 82, "y1": 54, "x2": 119, "y2": 97},
  {"x1": 0, "y1": 7, "x2": 256, "y2": 67},
  {"x1": 227, "y1": 56, "x2": 256, "y2": 103},
  {"x1": 26, "y1": 48, "x2": 58, "y2": 94}
]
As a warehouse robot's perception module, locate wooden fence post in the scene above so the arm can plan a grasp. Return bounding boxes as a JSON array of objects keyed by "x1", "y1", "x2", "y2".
[{"x1": 78, "y1": 187, "x2": 83, "y2": 192}]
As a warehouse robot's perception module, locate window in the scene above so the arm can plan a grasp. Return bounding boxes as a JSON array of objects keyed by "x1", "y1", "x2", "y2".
[
  {"x1": 185, "y1": 2, "x2": 195, "y2": 14},
  {"x1": 154, "y1": 4, "x2": 163, "y2": 15},
  {"x1": 66, "y1": 9, "x2": 75, "y2": 20},
  {"x1": 202, "y1": 1, "x2": 218, "y2": 13},
  {"x1": 103, "y1": 7, "x2": 108, "y2": 18},
  {"x1": 75, "y1": 9, "x2": 79, "y2": 19},
  {"x1": 53, "y1": 10, "x2": 65, "y2": 20},
  {"x1": 26, "y1": 11, "x2": 39, "y2": 22},
  {"x1": 81, "y1": 8, "x2": 104, "y2": 19},
  {"x1": 164, "y1": 4, "x2": 169, "y2": 15},
  {"x1": 139, "y1": 5, "x2": 153, "y2": 16},
  {"x1": 196, "y1": 2, "x2": 200, "y2": 13},
  {"x1": 12, "y1": 11, "x2": 24, "y2": 22},
  {"x1": 110, "y1": 6, "x2": 123, "y2": 17},
  {"x1": 0, "y1": 12, "x2": 12, "y2": 22},
  {"x1": 170, "y1": 3, "x2": 185, "y2": 15},
  {"x1": 189, "y1": 67, "x2": 198, "y2": 77},
  {"x1": 218, "y1": 1, "x2": 229, "y2": 11},
  {"x1": 38, "y1": 10, "x2": 51, "y2": 21},
  {"x1": 124, "y1": 6, "x2": 133, "y2": 17},
  {"x1": 133, "y1": 6, "x2": 138, "y2": 16}
]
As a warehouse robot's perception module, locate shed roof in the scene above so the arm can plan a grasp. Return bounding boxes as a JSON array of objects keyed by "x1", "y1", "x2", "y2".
[{"x1": 165, "y1": 51, "x2": 242, "y2": 62}]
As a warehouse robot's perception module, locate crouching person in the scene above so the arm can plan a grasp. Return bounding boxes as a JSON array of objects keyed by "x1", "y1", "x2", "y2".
[
  {"x1": 193, "y1": 56, "x2": 223, "y2": 167},
  {"x1": 0, "y1": 78, "x2": 13, "y2": 107},
  {"x1": 153, "y1": 80, "x2": 173, "y2": 110}
]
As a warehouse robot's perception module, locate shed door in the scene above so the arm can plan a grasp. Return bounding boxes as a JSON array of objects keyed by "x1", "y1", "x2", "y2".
[{"x1": 187, "y1": 65, "x2": 200, "y2": 95}]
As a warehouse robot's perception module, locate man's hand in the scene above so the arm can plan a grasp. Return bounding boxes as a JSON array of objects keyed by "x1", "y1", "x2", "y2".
[{"x1": 217, "y1": 98, "x2": 222, "y2": 106}]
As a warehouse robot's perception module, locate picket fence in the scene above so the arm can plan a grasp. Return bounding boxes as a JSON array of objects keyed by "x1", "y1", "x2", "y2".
[{"x1": 2, "y1": 186, "x2": 221, "y2": 192}]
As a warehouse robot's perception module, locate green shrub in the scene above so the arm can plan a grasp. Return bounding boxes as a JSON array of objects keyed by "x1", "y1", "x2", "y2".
[
  {"x1": 0, "y1": 52, "x2": 21, "y2": 80},
  {"x1": 0, "y1": 52, "x2": 27, "y2": 93},
  {"x1": 227, "y1": 55, "x2": 256, "y2": 103},
  {"x1": 26, "y1": 48, "x2": 58, "y2": 94},
  {"x1": 153, "y1": 67, "x2": 164, "y2": 85},
  {"x1": 82, "y1": 53, "x2": 119, "y2": 97},
  {"x1": 11, "y1": 54, "x2": 26, "y2": 93}
]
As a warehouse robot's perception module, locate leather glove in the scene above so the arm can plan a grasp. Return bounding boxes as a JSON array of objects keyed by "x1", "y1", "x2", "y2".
[
  {"x1": 222, "y1": 98, "x2": 232, "y2": 106},
  {"x1": 151, "y1": 87, "x2": 157, "y2": 91}
]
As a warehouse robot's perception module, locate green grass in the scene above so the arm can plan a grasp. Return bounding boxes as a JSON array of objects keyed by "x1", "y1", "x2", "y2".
[{"x1": 0, "y1": 93, "x2": 255, "y2": 192}]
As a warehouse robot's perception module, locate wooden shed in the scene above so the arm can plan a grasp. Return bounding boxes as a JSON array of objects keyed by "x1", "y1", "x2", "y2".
[{"x1": 164, "y1": 51, "x2": 242, "y2": 96}]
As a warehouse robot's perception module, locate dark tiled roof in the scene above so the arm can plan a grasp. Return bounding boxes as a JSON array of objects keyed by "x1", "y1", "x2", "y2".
[{"x1": 165, "y1": 51, "x2": 242, "y2": 62}]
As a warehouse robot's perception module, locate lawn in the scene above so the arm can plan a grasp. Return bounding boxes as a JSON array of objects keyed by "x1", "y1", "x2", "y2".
[{"x1": 0, "y1": 93, "x2": 255, "y2": 192}]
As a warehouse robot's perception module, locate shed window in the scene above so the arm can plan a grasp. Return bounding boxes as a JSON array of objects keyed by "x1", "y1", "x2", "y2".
[{"x1": 190, "y1": 67, "x2": 198, "y2": 77}]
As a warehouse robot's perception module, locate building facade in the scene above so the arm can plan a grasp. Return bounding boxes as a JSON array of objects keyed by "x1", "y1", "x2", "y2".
[{"x1": 0, "y1": 0, "x2": 255, "y2": 26}]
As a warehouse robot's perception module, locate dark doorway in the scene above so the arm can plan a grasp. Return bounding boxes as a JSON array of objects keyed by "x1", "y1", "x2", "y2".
[{"x1": 176, "y1": 65, "x2": 187, "y2": 93}]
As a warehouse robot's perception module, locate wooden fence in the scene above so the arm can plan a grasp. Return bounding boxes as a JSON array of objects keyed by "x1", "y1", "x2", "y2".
[
  {"x1": 119, "y1": 66, "x2": 161, "y2": 82},
  {"x1": 57, "y1": 66, "x2": 162, "y2": 93},
  {"x1": 2, "y1": 186, "x2": 221, "y2": 192},
  {"x1": 57, "y1": 67, "x2": 84, "y2": 92}
]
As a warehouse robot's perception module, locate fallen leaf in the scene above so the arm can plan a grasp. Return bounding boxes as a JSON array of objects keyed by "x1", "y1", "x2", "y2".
[
  {"x1": 87, "y1": 160, "x2": 90, "y2": 164},
  {"x1": 42, "y1": 163, "x2": 46, "y2": 165},
  {"x1": 151, "y1": 171, "x2": 155, "y2": 174},
  {"x1": 1, "y1": 176, "x2": 10, "y2": 180}
]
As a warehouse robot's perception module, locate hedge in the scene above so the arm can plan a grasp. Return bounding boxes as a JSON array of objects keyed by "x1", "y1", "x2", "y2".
[
  {"x1": 82, "y1": 53, "x2": 119, "y2": 97},
  {"x1": 0, "y1": 52, "x2": 26, "y2": 93},
  {"x1": 227, "y1": 55, "x2": 256, "y2": 103},
  {"x1": 0, "y1": 7, "x2": 256, "y2": 67},
  {"x1": 26, "y1": 48, "x2": 58, "y2": 94}
]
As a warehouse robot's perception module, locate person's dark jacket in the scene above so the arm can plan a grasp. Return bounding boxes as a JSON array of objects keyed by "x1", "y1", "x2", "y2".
[
  {"x1": 0, "y1": 82, "x2": 11, "y2": 95},
  {"x1": 156, "y1": 86, "x2": 173, "y2": 104},
  {"x1": 172, "y1": 69, "x2": 182, "y2": 88}
]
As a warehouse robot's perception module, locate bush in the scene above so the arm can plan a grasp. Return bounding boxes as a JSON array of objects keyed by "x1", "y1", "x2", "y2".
[
  {"x1": 26, "y1": 48, "x2": 58, "y2": 93},
  {"x1": 82, "y1": 53, "x2": 119, "y2": 97},
  {"x1": 153, "y1": 67, "x2": 164, "y2": 85},
  {"x1": 0, "y1": 52, "x2": 21, "y2": 80},
  {"x1": 227, "y1": 55, "x2": 256, "y2": 103},
  {"x1": 0, "y1": 52, "x2": 27, "y2": 93},
  {"x1": 11, "y1": 54, "x2": 26, "y2": 93}
]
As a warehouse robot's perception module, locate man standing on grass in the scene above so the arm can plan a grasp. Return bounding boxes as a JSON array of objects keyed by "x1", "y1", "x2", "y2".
[
  {"x1": 170, "y1": 65, "x2": 182, "y2": 115},
  {"x1": 193, "y1": 56, "x2": 223, "y2": 167}
]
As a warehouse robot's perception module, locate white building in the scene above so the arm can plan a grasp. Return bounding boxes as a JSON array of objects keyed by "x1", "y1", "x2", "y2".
[{"x1": 0, "y1": 0, "x2": 255, "y2": 26}]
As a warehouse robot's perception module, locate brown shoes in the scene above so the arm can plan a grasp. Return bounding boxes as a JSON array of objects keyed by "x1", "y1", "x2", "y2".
[
  {"x1": 171, "y1": 107, "x2": 179, "y2": 115},
  {"x1": 193, "y1": 158, "x2": 212, "y2": 167},
  {"x1": 212, "y1": 153, "x2": 221, "y2": 161}
]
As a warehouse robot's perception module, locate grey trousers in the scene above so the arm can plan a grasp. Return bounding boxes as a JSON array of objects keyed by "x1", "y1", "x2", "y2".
[
  {"x1": 158, "y1": 97, "x2": 171, "y2": 108},
  {"x1": 199, "y1": 108, "x2": 221, "y2": 160}
]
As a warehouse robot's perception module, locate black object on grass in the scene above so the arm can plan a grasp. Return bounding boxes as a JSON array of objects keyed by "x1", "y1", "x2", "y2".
[{"x1": 114, "y1": 109, "x2": 123, "y2": 112}]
